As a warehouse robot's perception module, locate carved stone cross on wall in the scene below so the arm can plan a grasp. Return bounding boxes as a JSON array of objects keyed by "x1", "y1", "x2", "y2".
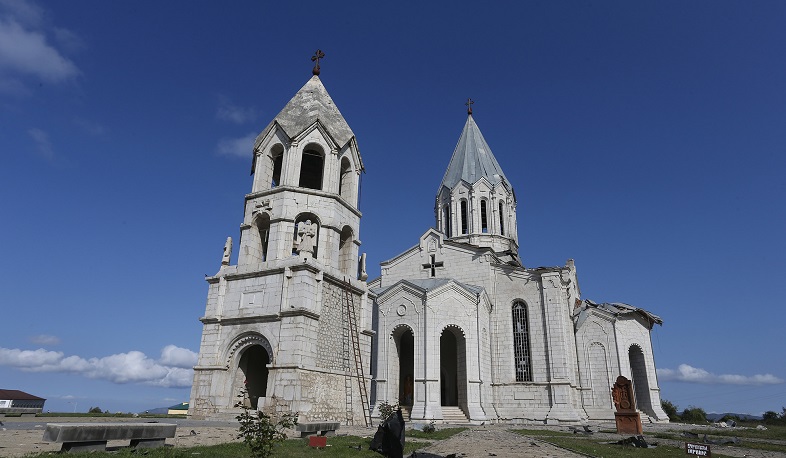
[{"x1": 422, "y1": 254, "x2": 444, "y2": 277}]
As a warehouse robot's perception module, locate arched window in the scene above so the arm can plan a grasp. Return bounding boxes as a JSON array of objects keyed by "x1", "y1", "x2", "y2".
[
  {"x1": 255, "y1": 213, "x2": 270, "y2": 262},
  {"x1": 443, "y1": 204, "x2": 452, "y2": 237},
  {"x1": 271, "y1": 144, "x2": 284, "y2": 187},
  {"x1": 512, "y1": 301, "x2": 532, "y2": 382},
  {"x1": 460, "y1": 200, "x2": 468, "y2": 234},
  {"x1": 299, "y1": 144, "x2": 324, "y2": 190},
  {"x1": 480, "y1": 200, "x2": 488, "y2": 233},
  {"x1": 293, "y1": 213, "x2": 319, "y2": 258},
  {"x1": 339, "y1": 225, "x2": 354, "y2": 274},
  {"x1": 499, "y1": 201, "x2": 506, "y2": 236},
  {"x1": 338, "y1": 156, "x2": 354, "y2": 202}
]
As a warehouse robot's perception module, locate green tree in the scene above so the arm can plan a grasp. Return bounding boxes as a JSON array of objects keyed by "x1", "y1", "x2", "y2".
[
  {"x1": 235, "y1": 389, "x2": 297, "y2": 458},
  {"x1": 681, "y1": 406, "x2": 708, "y2": 423},
  {"x1": 88, "y1": 406, "x2": 103, "y2": 414},
  {"x1": 763, "y1": 411, "x2": 779, "y2": 422},
  {"x1": 661, "y1": 399, "x2": 680, "y2": 421}
]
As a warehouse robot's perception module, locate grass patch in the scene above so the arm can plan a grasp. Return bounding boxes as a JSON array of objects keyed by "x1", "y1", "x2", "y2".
[
  {"x1": 407, "y1": 427, "x2": 466, "y2": 440},
  {"x1": 539, "y1": 436, "x2": 736, "y2": 458},
  {"x1": 687, "y1": 424, "x2": 786, "y2": 441},
  {"x1": 648, "y1": 431, "x2": 786, "y2": 454},
  {"x1": 24, "y1": 435, "x2": 431, "y2": 458}
]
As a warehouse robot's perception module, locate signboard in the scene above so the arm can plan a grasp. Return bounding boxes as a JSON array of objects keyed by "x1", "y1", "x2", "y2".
[{"x1": 685, "y1": 442, "x2": 711, "y2": 457}]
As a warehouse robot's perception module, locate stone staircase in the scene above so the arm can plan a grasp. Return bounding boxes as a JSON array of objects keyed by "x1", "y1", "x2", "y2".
[{"x1": 440, "y1": 406, "x2": 468, "y2": 423}]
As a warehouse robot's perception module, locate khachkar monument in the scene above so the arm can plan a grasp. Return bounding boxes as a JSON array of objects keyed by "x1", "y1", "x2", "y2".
[{"x1": 189, "y1": 51, "x2": 371, "y2": 425}]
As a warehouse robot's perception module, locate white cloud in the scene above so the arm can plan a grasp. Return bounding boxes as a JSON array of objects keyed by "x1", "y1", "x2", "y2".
[
  {"x1": 216, "y1": 96, "x2": 257, "y2": 124},
  {"x1": 658, "y1": 364, "x2": 785, "y2": 386},
  {"x1": 73, "y1": 117, "x2": 106, "y2": 136},
  {"x1": 0, "y1": 0, "x2": 44, "y2": 27},
  {"x1": 0, "y1": 345, "x2": 197, "y2": 388},
  {"x1": 0, "y1": 18, "x2": 79, "y2": 81},
  {"x1": 27, "y1": 127, "x2": 53, "y2": 160},
  {"x1": 29, "y1": 334, "x2": 60, "y2": 346},
  {"x1": 53, "y1": 26, "x2": 83, "y2": 53},
  {"x1": 216, "y1": 132, "x2": 256, "y2": 158},
  {"x1": 0, "y1": 1, "x2": 80, "y2": 95},
  {"x1": 159, "y1": 345, "x2": 198, "y2": 368}
]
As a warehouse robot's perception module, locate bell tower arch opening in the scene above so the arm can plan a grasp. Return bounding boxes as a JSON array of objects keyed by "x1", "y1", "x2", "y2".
[{"x1": 299, "y1": 143, "x2": 325, "y2": 190}]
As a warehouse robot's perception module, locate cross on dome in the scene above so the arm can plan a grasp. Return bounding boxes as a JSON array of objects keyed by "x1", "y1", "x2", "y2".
[{"x1": 311, "y1": 49, "x2": 325, "y2": 75}]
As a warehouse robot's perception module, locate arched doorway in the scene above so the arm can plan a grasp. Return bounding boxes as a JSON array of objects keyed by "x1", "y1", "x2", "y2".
[
  {"x1": 629, "y1": 345, "x2": 652, "y2": 416},
  {"x1": 440, "y1": 327, "x2": 467, "y2": 408},
  {"x1": 397, "y1": 329, "x2": 414, "y2": 406},
  {"x1": 238, "y1": 345, "x2": 270, "y2": 410}
]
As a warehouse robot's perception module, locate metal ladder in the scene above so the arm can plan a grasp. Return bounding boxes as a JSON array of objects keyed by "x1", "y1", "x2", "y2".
[{"x1": 342, "y1": 278, "x2": 370, "y2": 426}]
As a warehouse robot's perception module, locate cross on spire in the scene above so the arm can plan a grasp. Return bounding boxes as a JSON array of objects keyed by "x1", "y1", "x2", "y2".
[
  {"x1": 311, "y1": 49, "x2": 325, "y2": 75},
  {"x1": 465, "y1": 98, "x2": 474, "y2": 115},
  {"x1": 422, "y1": 254, "x2": 444, "y2": 277}
]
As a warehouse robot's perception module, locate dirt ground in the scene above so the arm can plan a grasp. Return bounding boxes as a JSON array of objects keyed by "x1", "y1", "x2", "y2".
[{"x1": 1, "y1": 416, "x2": 784, "y2": 458}]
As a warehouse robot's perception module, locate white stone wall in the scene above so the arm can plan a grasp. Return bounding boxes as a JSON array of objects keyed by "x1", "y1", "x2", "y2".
[
  {"x1": 574, "y1": 312, "x2": 619, "y2": 420},
  {"x1": 375, "y1": 230, "x2": 587, "y2": 423},
  {"x1": 614, "y1": 316, "x2": 669, "y2": 421}
]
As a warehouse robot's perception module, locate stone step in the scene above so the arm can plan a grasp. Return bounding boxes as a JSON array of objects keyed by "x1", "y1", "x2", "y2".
[{"x1": 440, "y1": 406, "x2": 468, "y2": 422}]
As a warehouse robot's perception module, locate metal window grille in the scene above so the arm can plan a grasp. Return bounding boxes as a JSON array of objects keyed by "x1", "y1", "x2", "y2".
[{"x1": 512, "y1": 301, "x2": 532, "y2": 382}]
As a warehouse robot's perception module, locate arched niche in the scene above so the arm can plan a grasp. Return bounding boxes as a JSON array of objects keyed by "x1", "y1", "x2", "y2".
[{"x1": 293, "y1": 212, "x2": 320, "y2": 258}]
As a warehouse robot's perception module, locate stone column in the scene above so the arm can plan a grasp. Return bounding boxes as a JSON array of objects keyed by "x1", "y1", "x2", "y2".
[{"x1": 541, "y1": 272, "x2": 582, "y2": 424}]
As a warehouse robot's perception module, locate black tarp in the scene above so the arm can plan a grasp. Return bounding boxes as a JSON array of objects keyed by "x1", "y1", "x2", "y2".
[{"x1": 370, "y1": 408, "x2": 406, "y2": 458}]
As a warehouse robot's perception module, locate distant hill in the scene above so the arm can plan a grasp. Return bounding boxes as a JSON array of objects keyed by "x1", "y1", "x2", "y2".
[{"x1": 706, "y1": 412, "x2": 763, "y2": 421}]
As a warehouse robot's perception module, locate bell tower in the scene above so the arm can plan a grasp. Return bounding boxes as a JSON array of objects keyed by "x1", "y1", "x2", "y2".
[
  {"x1": 191, "y1": 54, "x2": 371, "y2": 425},
  {"x1": 435, "y1": 101, "x2": 519, "y2": 254}
]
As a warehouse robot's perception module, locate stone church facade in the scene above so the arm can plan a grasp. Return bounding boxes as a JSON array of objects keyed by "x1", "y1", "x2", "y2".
[{"x1": 190, "y1": 70, "x2": 669, "y2": 425}]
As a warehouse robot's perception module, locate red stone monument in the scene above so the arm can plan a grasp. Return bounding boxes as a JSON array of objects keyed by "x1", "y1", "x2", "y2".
[{"x1": 612, "y1": 375, "x2": 643, "y2": 435}]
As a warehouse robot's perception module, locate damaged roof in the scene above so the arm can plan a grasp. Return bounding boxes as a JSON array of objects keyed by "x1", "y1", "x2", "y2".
[
  {"x1": 576, "y1": 299, "x2": 663, "y2": 329},
  {"x1": 439, "y1": 114, "x2": 512, "y2": 193}
]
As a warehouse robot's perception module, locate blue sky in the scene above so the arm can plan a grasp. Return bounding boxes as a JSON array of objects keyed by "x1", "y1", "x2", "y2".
[{"x1": 1, "y1": 0, "x2": 784, "y2": 416}]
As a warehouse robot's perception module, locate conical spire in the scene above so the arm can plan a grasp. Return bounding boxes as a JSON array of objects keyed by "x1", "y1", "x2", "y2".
[
  {"x1": 255, "y1": 75, "x2": 355, "y2": 150},
  {"x1": 439, "y1": 114, "x2": 511, "y2": 193}
]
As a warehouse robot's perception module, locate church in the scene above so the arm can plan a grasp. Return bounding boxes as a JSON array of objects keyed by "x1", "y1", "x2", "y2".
[{"x1": 189, "y1": 61, "x2": 669, "y2": 425}]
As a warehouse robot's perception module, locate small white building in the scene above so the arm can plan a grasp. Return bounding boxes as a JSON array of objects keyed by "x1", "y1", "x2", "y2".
[{"x1": 0, "y1": 389, "x2": 46, "y2": 413}]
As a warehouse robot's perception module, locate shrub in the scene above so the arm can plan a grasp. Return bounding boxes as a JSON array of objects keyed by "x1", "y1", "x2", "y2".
[
  {"x1": 378, "y1": 401, "x2": 399, "y2": 422},
  {"x1": 661, "y1": 399, "x2": 680, "y2": 421},
  {"x1": 235, "y1": 389, "x2": 298, "y2": 458},
  {"x1": 681, "y1": 406, "x2": 708, "y2": 423},
  {"x1": 422, "y1": 420, "x2": 436, "y2": 433},
  {"x1": 88, "y1": 406, "x2": 103, "y2": 414}
]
